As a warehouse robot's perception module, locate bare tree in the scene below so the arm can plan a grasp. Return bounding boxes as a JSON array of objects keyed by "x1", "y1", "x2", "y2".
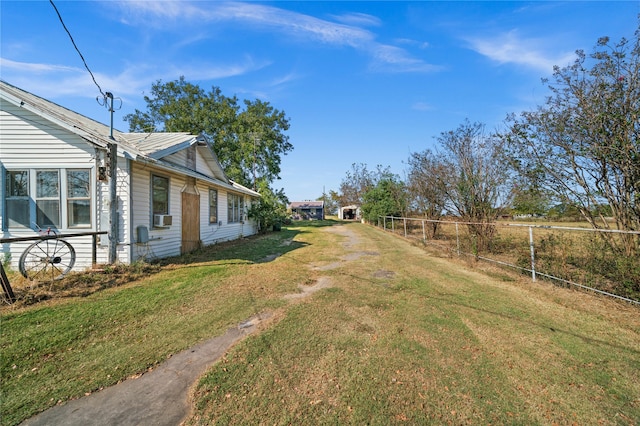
[
  {"x1": 437, "y1": 120, "x2": 511, "y2": 252},
  {"x1": 505, "y1": 29, "x2": 640, "y2": 255},
  {"x1": 406, "y1": 149, "x2": 448, "y2": 237},
  {"x1": 339, "y1": 163, "x2": 390, "y2": 207}
]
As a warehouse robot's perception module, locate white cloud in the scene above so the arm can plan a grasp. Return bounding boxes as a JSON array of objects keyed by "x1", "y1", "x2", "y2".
[
  {"x1": 0, "y1": 58, "x2": 79, "y2": 73},
  {"x1": 330, "y1": 12, "x2": 382, "y2": 27},
  {"x1": 369, "y1": 44, "x2": 442, "y2": 73},
  {"x1": 465, "y1": 30, "x2": 576, "y2": 73},
  {"x1": 0, "y1": 56, "x2": 264, "y2": 101},
  {"x1": 113, "y1": 1, "x2": 439, "y2": 73}
]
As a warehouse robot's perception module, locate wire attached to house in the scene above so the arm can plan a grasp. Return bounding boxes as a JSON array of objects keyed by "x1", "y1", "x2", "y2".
[{"x1": 49, "y1": 0, "x2": 106, "y2": 99}]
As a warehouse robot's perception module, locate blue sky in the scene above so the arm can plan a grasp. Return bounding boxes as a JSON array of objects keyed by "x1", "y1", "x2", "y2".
[{"x1": 1, "y1": 1, "x2": 638, "y2": 202}]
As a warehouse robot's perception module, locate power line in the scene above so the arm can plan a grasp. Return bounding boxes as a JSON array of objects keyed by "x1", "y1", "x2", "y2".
[{"x1": 49, "y1": 0, "x2": 105, "y2": 98}]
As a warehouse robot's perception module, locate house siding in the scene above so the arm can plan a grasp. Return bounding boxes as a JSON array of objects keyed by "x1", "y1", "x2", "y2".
[
  {"x1": 0, "y1": 103, "x2": 103, "y2": 270},
  {"x1": 130, "y1": 162, "x2": 184, "y2": 261},
  {"x1": 1, "y1": 83, "x2": 261, "y2": 274},
  {"x1": 129, "y1": 162, "x2": 258, "y2": 262}
]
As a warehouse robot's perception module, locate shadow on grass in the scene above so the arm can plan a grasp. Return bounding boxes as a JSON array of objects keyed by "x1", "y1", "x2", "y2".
[
  {"x1": 160, "y1": 227, "x2": 309, "y2": 266},
  {"x1": 2, "y1": 224, "x2": 336, "y2": 308}
]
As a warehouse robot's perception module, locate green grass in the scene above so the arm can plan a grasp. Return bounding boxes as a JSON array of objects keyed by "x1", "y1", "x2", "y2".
[{"x1": 2, "y1": 220, "x2": 639, "y2": 425}]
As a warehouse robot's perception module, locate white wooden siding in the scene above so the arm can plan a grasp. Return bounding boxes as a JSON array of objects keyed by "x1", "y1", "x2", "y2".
[
  {"x1": 0, "y1": 104, "x2": 103, "y2": 271},
  {"x1": 164, "y1": 149, "x2": 215, "y2": 179},
  {"x1": 130, "y1": 162, "x2": 184, "y2": 261},
  {"x1": 1, "y1": 102, "x2": 258, "y2": 273}
]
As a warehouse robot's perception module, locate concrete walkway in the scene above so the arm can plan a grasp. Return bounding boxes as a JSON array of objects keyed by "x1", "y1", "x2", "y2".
[
  {"x1": 22, "y1": 314, "x2": 268, "y2": 426},
  {"x1": 22, "y1": 226, "x2": 365, "y2": 426}
]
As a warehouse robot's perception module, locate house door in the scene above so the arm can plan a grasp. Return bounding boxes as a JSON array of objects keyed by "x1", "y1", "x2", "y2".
[{"x1": 181, "y1": 179, "x2": 200, "y2": 254}]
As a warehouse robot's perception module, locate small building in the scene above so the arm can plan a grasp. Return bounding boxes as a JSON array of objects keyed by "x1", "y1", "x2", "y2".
[
  {"x1": 0, "y1": 80, "x2": 260, "y2": 271},
  {"x1": 289, "y1": 201, "x2": 324, "y2": 220},
  {"x1": 339, "y1": 205, "x2": 360, "y2": 220}
]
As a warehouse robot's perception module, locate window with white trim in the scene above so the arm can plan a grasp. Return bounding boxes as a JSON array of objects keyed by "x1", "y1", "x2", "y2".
[
  {"x1": 227, "y1": 193, "x2": 244, "y2": 223},
  {"x1": 67, "y1": 170, "x2": 91, "y2": 227},
  {"x1": 209, "y1": 189, "x2": 218, "y2": 224},
  {"x1": 5, "y1": 170, "x2": 29, "y2": 227},
  {"x1": 36, "y1": 170, "x2": 60, "y2": 227},
  {"x1": 4, "y1": 168, "x2": 92, "y2": 229},
  {"x1": 151, "y1": 174, "x2": 169, "y2": 215}
]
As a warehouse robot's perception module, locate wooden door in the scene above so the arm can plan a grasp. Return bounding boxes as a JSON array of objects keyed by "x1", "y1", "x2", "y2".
[{"x1": 181, "y1": 189, "x2": 200, "y2": 254}]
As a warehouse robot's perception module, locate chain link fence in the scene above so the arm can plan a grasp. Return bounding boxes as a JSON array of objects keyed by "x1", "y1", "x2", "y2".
[{"x1": 377, "y1": 216, "x2": 640, "y2": 306}]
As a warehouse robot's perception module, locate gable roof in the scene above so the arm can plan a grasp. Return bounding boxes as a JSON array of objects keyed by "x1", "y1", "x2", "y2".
[
  {"x1": 0, "y1": 80, "x2": 258, "y2": 197},
  {"x1": 289, "y1": 201, "x2": 324, "y2": 209}
]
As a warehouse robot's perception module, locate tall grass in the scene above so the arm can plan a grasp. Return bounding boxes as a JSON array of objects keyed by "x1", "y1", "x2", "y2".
[{"x1": 386, "y1": 217, "x2": 640, "y2": 302}]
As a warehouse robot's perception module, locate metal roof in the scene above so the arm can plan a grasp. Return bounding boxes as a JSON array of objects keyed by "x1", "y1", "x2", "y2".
[
  {"x1": 123, "y1": 132, "x2": 196, "y2": 158},
  {"x1": 289, "y1": 201, "x2": 325, "y2": 209},
  {"x1": 0, "y1": 80, "x2": 255, "y2": 196}
]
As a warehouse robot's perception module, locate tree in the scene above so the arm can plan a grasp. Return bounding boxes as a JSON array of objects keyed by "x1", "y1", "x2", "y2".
[
  {"x1": 405, "y1": 149, "x2": 448, "y2": 237},
  {"x1": 510, "y1": 184, "x2": 551, "y2": 217},
  {"x1": 317, "y1": 190, "x2": 340, "y2": 216},
  {"x1": 338, "y1": 163, "x2": 376, "y2": 207},
  {"x1": 361, "y1": 173, "x2": 407, "y2": 223},
  {"x1": 505, "y1": 28, "x2": 640, "y2": 255},
  {"x1": 247, "y1": 181, "x2": 289, "y2": 233},
  {"x1": 124, "y1": 77, "x2": 292, "y2": 189},
  {"x1": 437, "y1": 120, "x2": 510, "y2": 252}
]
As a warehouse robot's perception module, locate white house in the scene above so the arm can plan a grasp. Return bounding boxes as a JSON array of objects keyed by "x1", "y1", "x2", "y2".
[{"x1": 0, "y1": 80, "x2": 260, "y2": 273}]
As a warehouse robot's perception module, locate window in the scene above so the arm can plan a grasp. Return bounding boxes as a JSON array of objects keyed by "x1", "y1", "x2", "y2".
[
  {"x1": 209, "y1": 189, "x2": 218, "y2": 224},
  {"x1": 36, "y1": 170, "x2": 60, "y2": 227},
  {"x1": 67, "y1": 170, "x2": 91, "y2": 227},
  {"x1": 152, "y1": 175, "x2": 169, "y2": 215},
  {"x1": 4, "y1": 168, "x2": 92, "y2": 230},
  {"x1": 227, "y1": 193, "x2": 244, "y2": 223},
  {"x1": 5, "y1": 170, "x2": 29, "y2": 227}
]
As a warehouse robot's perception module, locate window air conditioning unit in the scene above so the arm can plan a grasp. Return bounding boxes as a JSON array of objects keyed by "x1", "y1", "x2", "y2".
[{"x1": 154, "y1": 214, "x2": 172, "y2": 227}]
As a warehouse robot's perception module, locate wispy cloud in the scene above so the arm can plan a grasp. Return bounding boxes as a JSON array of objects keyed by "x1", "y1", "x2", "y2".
[
  {"x1": 465, "y1": 30, "x2": 575, "y2": 73},
  {"x1": 330, "y1": 12, "x2": 382, "y2": 27},
  {"x1": 0, "y1": 56, "x2": 264, "y2": 100},
  {"x1": 369, "y1": 45, "x2": 442, "y2": 73},
  {"x1": 114, "y1": 1, "x2": 439, "y2": 73},
  {"x1": 0, "y1": 58, "x2": 79, "y2": 73}
]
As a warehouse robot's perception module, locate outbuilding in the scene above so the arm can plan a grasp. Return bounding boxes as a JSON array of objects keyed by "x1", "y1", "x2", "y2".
[
  {"x1": 338, "y1": 205, "x2": 360, "y2": 220},
  {"x1": 289, "y1": 201, "x2": 325, "y2": 220}
]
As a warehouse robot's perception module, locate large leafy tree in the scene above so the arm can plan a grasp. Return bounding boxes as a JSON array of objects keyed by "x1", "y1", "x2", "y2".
[
  {"x1": 505, "y1": 29, "x2": 640, "y2": 255},
  {"x1": 361, "y1": 173, "x2": 407, "y2": 223},
  {"x1": 124, "y1": 77, "x2": 292, "y2": 189},
  {"x1": 247, "y1": 180, "x2": 289, "y2": 233}
]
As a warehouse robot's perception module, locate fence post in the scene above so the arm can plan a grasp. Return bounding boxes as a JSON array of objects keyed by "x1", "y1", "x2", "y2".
[
  {"x1": 529, "y1": 226, "x2": 536, "y2": 282},
  {"x1": 455, "y1": 222, "x2": 460, "y2": 256},
  {"x1": 422, "y1": 219, "x2": 426, "y2": 243},
  {"x1": 392, "y1": 217, "x2": 395, "y2": 233},
  {"x1": 403, "y1": 218, "x2": 407, "y2": 238},
  {"x1": 92, "y1": 234, "x2": 98, "y2": 268},
  {"x1": 1, "y1": 263, "x2": 16, "y2": 304}
]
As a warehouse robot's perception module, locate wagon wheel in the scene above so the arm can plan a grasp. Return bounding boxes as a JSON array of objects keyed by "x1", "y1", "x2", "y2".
[{"x1": 19, "y1": 239, "x2": 76, "y2": 281}]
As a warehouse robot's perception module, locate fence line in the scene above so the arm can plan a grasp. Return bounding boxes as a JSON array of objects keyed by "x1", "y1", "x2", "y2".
[{"x1": 377, "y1": 216, "x2": 640, "y2": 306}]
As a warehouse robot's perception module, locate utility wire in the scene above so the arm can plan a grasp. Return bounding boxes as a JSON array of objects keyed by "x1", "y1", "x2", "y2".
[{"x1": 49, "y1": 0, "x2": 106, "y2": 98}]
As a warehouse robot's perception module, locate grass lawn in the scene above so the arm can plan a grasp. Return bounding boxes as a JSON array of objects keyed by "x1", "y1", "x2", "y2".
[{"x1": 2, "y1": 220, "x2": 639, "y2": 425}]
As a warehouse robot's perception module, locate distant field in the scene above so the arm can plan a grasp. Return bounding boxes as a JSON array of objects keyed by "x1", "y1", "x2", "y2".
[{"x1": 2, "y1": 221, "x2": 639, "y2": 425}]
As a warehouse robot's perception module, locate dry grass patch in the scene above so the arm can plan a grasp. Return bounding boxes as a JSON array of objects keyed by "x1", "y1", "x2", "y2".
[{"x1": 187, "y1": 222, "x2": 640, "y2": 425}]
